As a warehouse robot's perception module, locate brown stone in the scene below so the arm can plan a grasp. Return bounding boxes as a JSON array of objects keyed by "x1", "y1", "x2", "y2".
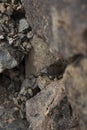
[
  {"x1": 25, "y1": 35, "x2": 57, "y2": 77},
  {"x1": 24, "y1": 0, "x2": 87, "y2": 57},
  {"x1": 63, "y1": 58, "x2": 87, "y2": 130},
  {"x1": 26, "y1": 81, "x2": 79, "y2": 130}
]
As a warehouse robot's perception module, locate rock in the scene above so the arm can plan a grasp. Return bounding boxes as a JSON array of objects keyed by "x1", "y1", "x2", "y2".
[
  {"x1": 0, "y1": 43, "x2": 24, "y2": 73},
  {"x1": 27, "y1": 31, "x2": 33, "y2": 39},
  {"x1": 25, "y1": 35, "x2": 57, "y2": 77},
  {"x1": 63, "y1": 58, "x2": 87, "y2": 130},
  {"x1": 0, "y1": 48, "x2": 17, "y2": 73},
  {"x1": 0, "y1": 3, "x2": 6, "y2": 13},
  {"x1": 26, "y1": 81, "x2": 78, "y2": 130},
  {"x1": 0, "y1": 0, "x2": 32, "y2": 73},
  {"x1": 24, "y1": 0, "x2": 87, "y2": 57},
  {"x1": 37, "y1": 76, "x2": 50, "y2": 90},
  {"x1": 43, "y1": 97, "x2": 79, "y2": 130},
  {"x1": 18, "y1": 18, "x2": 29, "y2": 32},
  {"x1": 6, "y1": 119, "x2": 29, "y2": 130}
]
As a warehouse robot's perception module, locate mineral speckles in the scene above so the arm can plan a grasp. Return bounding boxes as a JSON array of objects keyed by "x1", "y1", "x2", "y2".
[{"x1": 0, "y1": 0, "x2": 33, "y2": 73}]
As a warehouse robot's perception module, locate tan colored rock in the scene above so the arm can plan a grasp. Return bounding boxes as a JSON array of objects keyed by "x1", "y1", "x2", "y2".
[
  {"x1": 37, "y1": 76, "x2": 50, "y2": 90},
  {"x1": 25, "y1": 35, "x2": 57, "y2": 77},
  {"x1": 24, "y1": 0, "x2": 87, "y2": 57},
  {"x1": 26, "y1": 81, "x2": 78, "y2": 130},
  {"x1": 0, "y1": 3, "x2": 6, "y2": 13},
  {"x1": 63, "y1": 58, "x2": 87, "y2": 130}
]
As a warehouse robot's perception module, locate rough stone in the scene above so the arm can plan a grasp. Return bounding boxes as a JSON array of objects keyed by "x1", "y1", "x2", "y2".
[
  {"x1": 25, "y1": 35, "x2": 58, "y2": 77},
  {"x1": 18, "y1": 18, "x2": 29, "y2": 32},
  {"x1": 0, "y1": 0, "x2": 32, "y2": 73},
  {"x1": 24, "y1": 0, "x2": 87, "y2": 57},
  {"x1": 63, "y1": 58, "x2": 87, "y2": 130},
  {"x1": 26, "y1": 81, "x2": 78, "y2": 130},
  {"x1": 37, "y1": 76, "x2": 50, "y2": 90},
  {"x1": 0, "y1": 43, "x2": 24, "y2": 73}
]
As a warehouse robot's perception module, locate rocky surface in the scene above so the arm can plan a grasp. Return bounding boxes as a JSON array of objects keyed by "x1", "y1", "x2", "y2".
[
  {"x1": 26, "y1": 81, "x2": 79, "y2": 130},
  {"x1": 25, "y1": 35, "x2": 57, "y2": 77},
  {"x1": 0, "y1": 63, "x2": 29, "y2": 129},
  {"x1": 0, "y1": 0, "x2": 87, "y2": 130},
  {"x1": 24, "y1": 0, "x2": 87, "y2": 129},
  {"x1": 0, "y1": 0, "x2": 32, "y2": 129},
  {"x1": 63, "y1": 57, "x2": 87, "y2": 130},
  {"x1": 24, "y1": 0, "x2": 87, "y2": 57},
  {"x1": 0, "y1": 42, "x2": 24, "y2": 73},
  {"x1": 0, "y1": 0, "x2": 32, "y2": 73}
]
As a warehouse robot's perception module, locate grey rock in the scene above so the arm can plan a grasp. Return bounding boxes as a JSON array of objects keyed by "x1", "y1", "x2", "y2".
[
  {"x1": 21, "y1": 78, "x2": 36, "y2": 90},
  {"x1": 0, "y1": 45, "x2": 17, "y2": 73},
  {"x1": 0, "y1": 43, "x2": 24, "y2": 73},
  {"x1": 0, "y1": 35, "x2": 4, "y2": 40},
  {"x1": 18, "y1": 18, "x2": 29, "y2": 32},
  {"x1": 18, "y1": 33, "x2": 25, "y2": 40},
  {"x1": 26, "y1": 81, "x2": 66, "y2": 130},
  {"x1": 0, "y1": 0, "x2": 31, "y2": 73},
  {"x1": 27, "y1": 31, "x2": 33, "y2": 39}
]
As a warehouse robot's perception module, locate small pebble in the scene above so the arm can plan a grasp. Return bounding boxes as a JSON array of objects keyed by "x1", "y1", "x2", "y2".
[
  {"x1": 18, "y1": 18, "x2": 29, "y2": 32},
  {"x1": 0, "y1": 35, "x2": 4, "y2": 40}
]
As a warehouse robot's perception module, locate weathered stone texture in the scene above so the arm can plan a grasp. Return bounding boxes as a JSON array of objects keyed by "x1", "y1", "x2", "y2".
[
  {"x1": 25, "y1": 35, "x2": 57, "y2": 77},
  {"x1": 26, "y1": 81, "x2": 79, "y2": 130},
  {"x1": 24, "y1": 0, "x2": 87, "y2": 57},
  {"x1": 63, "y1": 58, "x2": 87, "y2": 130}
]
